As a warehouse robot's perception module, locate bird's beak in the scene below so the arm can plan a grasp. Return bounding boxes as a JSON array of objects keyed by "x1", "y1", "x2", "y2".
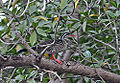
[{"x1": 69, "y1": 35, "x2": 76, "y2": 37}]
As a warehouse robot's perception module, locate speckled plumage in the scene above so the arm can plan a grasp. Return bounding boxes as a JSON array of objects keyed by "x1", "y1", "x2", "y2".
[
  {"x1": 32, "y1": 39, "x2": 69, "y2": 54},
  {"x1": 18, "y1": 32, "x2": 73, "y2": 54}
]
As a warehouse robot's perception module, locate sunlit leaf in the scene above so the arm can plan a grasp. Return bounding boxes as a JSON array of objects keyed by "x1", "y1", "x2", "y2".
[
  {"x1": 75, "y1": 0, "x2": 79, "y2": 9},
  {"x1": 15, "y1": 45, "x2": 20, "y2": 51},
  {"x1": 104, "y1": 7, "x2": 108, "y2": 11},
  {"x1": 35, "y1": 16, "x2": 48, "y2": 21},
  {"x1": 44, "y1": 53, "x2": 49, "y2": 58},
  {"x1": 89, "y1": 14, "x2": 98, "y2": 17},
  {"x1": 12, "y1": 0, "x2": 19, "y2": 8},
  {"x1": 105, "y1": 3, "x2": 110, "y2": 7},
  {"x1": 30, "y1": 31, "x2": 37, "y2": 46},
  {"x1": 25, "y1": 52, "x2": 31, "y2": 55},
  {"x1": 110, "y1": 1, "x2": 117, "y2": 7},
  {"x1": 102, "y1": 62, "x2": 108, "y2": 66},
  {"x1": 54, "y1": 17, "x2": 59, "y2": 21}
]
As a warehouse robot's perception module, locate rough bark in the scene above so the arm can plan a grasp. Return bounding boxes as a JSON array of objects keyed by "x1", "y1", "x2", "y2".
[{"x1": 0, "y1": 55, "x2": 120, "y2": 83}]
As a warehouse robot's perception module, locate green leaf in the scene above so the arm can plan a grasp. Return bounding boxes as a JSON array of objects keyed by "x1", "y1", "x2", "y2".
[
  {"x1": 19, "y1": 24, "x2": 24, "y2": 33},
  {"x1": 115, "y1": 10, "x2": 120, "y2": 17},
  {"x1": 15, "y1": 74, "x2": 24, "y2": 81},
  {"x1": 30, "y1": 31, "x2": 37, "y2": 46},
  {"x1": 16, "y1": 68, "x2": 24, "y2": 74},
  {"x1": 37, "y1": 28, "x2": 47, "y2": 36},
  {"x1": 27, "y1": 79, "x2": 36, "y2": 83},
  {"x1": 107, "y1": 11, "x2": 115, "y2": 17},
  {"x1": 84, "y1": 77, "x2": 90, "y2": 82},
  {"x1": 116, "y1": 0, "x2": 120, "y2": 7},
  {"x1": 9, "y1": 79, "x2": 15, "y2": 83},
  {"x1": 60, "y1": 0, "x2": 68, "y2": 9},
  {"x1": 108, "y1": 51, "x2": 115, "y2": 55},
  {"x1": 35, "y1": 16, "x2": 48, "y2": 21},
  {"x1": 27, "y1": 70, "x2": 37, "y2": 79},
  {"x1": 52, "y1": 21, "x2": 57, "y2": 28},
  {"x1": 75, "y1": 0, "x2": 79, "y2": 9},
  {"x1": 73, "y1": 22, "x2": 80, "y2": 29},
  {"x1": 19, "y1": 21, "x2": 27, "y2": 33},
  {"x1": 27, "y1": 16, "x2": 34, "y2": 23},
  {"x1": 82, "y1": 21, "x2": 87, "y2": 32},
  {"x1": 2, "y1": 8, "x2": 12, "y2": 14},
  {"x1": 98, "y1": 60, "x2": 104, "y2": 66},
  {"x1": 110, "y1": 1, "x2": 117, "y2": 7},
  {"x1": 68, "y1": 19, "x2": 80, "y2": 22},
  {"x1": 89, "y1": 30, "x2": 97, "y2": 34},
  {"x1": 0, "y1": 43, "x2": 7, "y2": 54},
  {"x1": 100, "y1": 19, "x2": 109, "y2": 23},
  {"x1": 104, "y1": 58, "x2": 110, "y2": 62},
  {"x1": 12, "y1": 0, "x2": 19, "y2": 8},
  {"x1": 29, "y1": 5, "x2": 37, "y2": 15}
]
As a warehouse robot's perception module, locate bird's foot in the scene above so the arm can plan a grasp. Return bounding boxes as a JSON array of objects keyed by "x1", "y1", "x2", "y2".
[
  {"x1": 55, "y1": 59, "x2": 63, "y2": 64},
  {"x1": 52, "y1": 54, "x2": 63, "y2": 64}
]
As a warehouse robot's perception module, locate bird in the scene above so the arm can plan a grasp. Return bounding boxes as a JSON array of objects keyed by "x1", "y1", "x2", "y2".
[{"x1": 17, "y1": 32, "x2": 76, "y2": 64}]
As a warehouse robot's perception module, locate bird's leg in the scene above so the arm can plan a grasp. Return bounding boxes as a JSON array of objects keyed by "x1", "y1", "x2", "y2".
[
  {"x1": 48, "y1": 54, "x2": 52, "y2": 60},
  {"x1": 52, "y1": 54, "x2": 63, "y2": 64}
]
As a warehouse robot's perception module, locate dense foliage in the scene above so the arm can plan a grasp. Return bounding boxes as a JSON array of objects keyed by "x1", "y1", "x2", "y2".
[{"x1": 0, "y1": 0, "x2": 120, "y2": 82}]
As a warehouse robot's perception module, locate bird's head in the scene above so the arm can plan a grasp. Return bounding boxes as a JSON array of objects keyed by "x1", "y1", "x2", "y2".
[{"x1": 60, "y1": 32, "x2": 76, "y2": 40}]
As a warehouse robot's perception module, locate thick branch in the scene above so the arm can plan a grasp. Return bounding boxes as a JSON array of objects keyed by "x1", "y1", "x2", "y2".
[{"x1": 0, "y1": 55, "x2": 120, "y2": 83}]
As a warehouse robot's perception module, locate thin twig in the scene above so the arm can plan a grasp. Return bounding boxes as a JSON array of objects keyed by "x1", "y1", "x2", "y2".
[
  {"x1": 49, "y1": 73, "x2": 55, "y2": 83},
  {"x1": 8, "y1": 38, "x2": 21, "y2": 52},
  {"x1": 43, "y1": 69, "x2": 63, "y2": 83},
  {"x1": 7, "y1": 68, "x2": 17, "y2": 83},
  {"x1": 38, "y1": 0, "x2": 46, "y2": 12},
  {"x1": 113, "y1": 21, "x2": 120, "y2": 69},
  {"x1": 16, "y1": 0, "x2": 30, "y2": 17},
  {"x1": 0, "y1": 69, "x2": 2, "y2": 82},
  {"x1": 7, "y1": 0, "x2": 12, "y2": 9},
  {"x1": 0, "y1": 0, "x2": 4, "y2": 7},
  {"x1": 0, "y1": 38, "x2": 14, "y2": 45},
  {"x1": 91, "y1": 36, "x2": 116, "y2": 50},
  {"x1": 83, "y1": 0, "x2": 89, "y2": 11},
  {"x1": 12, "y1": 24, "x2": 39, "y2": 56},
  {"x1": 0, "y1": 55, "x2": 7, "y2": 60}
]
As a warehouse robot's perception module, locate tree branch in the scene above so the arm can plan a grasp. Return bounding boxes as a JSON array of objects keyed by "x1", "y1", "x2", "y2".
[{"x1": 0, "y1": 54, "x2": 120, "y2": 83}]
